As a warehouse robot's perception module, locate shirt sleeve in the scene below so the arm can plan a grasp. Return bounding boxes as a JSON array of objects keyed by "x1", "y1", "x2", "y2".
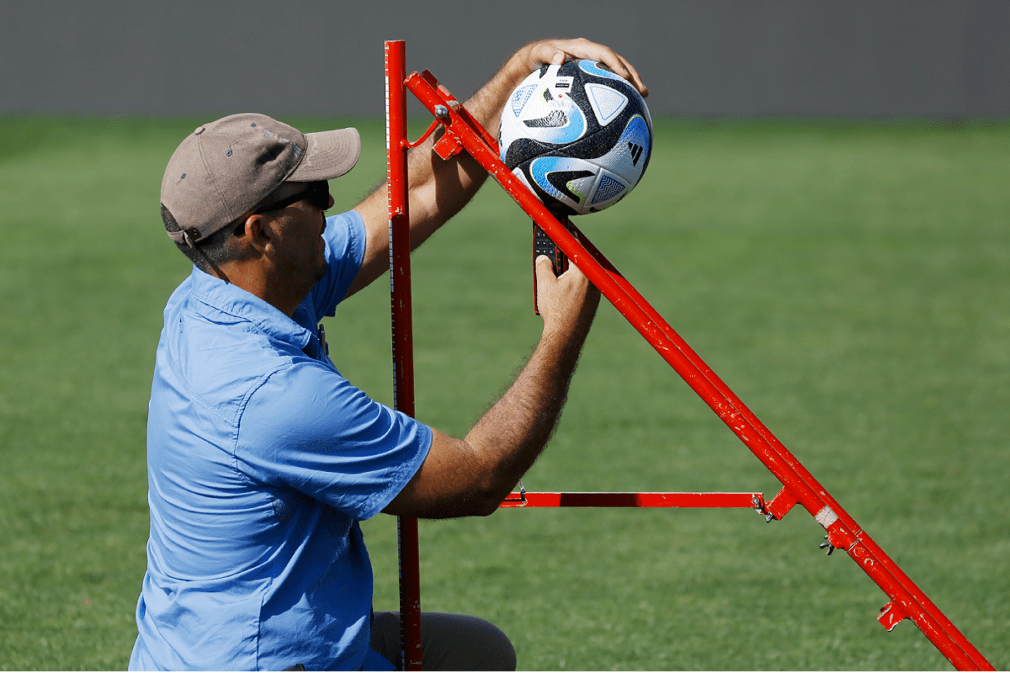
[{"x1": 234, "y1": 359, "x2": 432, "y2": 521}]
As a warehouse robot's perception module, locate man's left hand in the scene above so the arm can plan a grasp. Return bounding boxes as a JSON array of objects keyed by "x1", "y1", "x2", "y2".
[{"x1": 518, "y1": 37, "x2": 648, "y2": 97}]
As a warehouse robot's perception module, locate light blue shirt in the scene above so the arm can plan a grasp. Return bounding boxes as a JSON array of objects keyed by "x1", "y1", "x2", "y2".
[{"x1": 131, "y1": 211, "x2": 431, "y2": 670}]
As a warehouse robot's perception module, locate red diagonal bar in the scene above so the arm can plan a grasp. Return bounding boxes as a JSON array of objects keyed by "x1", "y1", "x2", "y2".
[{"x1": 401, "y1": 69, "x2": 993, "y2": 671}]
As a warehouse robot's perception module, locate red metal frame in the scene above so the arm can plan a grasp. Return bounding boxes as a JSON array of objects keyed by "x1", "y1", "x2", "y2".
[
  {"x1": 385, "y1": 41, "x2": 423, "y2": 671},
  {"x1": 385, "y1": 41, "x2": 993, "y2": 670}
]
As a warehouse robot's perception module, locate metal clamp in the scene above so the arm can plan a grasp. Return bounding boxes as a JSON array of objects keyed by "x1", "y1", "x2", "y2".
[{"x1": 752, "y1": 495, "x2": 776, "y2": 523}]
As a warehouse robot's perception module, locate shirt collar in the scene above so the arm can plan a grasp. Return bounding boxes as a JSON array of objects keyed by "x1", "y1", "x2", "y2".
[{"x1": 186, "y1": 266, "x2": 315, "y2": 351}]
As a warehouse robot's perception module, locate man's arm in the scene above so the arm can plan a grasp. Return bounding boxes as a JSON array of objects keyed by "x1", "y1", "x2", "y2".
[
  {"x1": 344, "y1": 38, "x2": 647, "y2": 299},
  {"x1": 382, "y1": 255, "x2": 601, "y2": 518}
]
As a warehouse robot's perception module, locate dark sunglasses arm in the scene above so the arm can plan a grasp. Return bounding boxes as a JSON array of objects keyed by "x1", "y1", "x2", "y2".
[{"x1": 232, "y1": 182, "x2": 330, "y2": 236}]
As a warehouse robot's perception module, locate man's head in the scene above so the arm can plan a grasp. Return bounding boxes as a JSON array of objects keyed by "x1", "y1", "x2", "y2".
[{"x1": 160, "y1": 113, "x2": 360, "y2": 265}]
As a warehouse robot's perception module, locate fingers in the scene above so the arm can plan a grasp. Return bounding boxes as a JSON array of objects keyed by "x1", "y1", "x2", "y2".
[
  {"x1": 533, "y1": 255, "x2": 558, "y2": 323},
  {"x1": 534, "y1": 254, "x2": 585, "y2": 291},
  {"x1": 534, "y1": 254, "x2": 597, "y2": 334},
  {"x1": 527, "y1": 38, "x2": 648, "y2": 97},
  {"x1": 611, "y1": 53, "x2": 648, "y2": 98},
  {"x1": 576, "y1": 42, "x2": 647, "y2": 97},
  {"x1": 534, "y1": 254, "x2": 557, "y2": 284}
]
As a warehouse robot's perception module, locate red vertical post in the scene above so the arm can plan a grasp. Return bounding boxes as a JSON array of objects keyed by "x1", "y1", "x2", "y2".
[{"x1": 385, "y1": 39, "x2": 423, "y2": 670}]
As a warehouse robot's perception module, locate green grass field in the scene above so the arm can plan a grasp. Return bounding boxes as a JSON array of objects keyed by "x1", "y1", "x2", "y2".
[{"x1": 1, "y1": 114, "x2": 1008, "y2": 670}]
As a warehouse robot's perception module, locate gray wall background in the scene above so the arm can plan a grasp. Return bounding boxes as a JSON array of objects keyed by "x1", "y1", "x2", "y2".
[{"x1": 3, "y1": 0, "x2": 1010, "y2": 119}]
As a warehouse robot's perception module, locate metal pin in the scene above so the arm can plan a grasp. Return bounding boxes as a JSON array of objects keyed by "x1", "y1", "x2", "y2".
[{"x1": 434, "y1": 105, "x2": 449, "y2": 120}]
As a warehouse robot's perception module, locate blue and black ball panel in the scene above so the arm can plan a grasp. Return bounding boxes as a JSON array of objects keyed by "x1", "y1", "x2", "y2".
[{"x1": 499, "y1": 59, "x2": 652, "y2": 216}]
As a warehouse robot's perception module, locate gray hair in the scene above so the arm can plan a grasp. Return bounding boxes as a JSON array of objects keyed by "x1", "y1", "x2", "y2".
[{"x1": 162, "y1": 204, "x2": 244, "y2": 273}]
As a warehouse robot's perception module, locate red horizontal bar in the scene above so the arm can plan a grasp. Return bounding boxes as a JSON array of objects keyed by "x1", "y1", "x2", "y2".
[{"x1": 499, "y1": 492, "x2": 763, "y2": 509}]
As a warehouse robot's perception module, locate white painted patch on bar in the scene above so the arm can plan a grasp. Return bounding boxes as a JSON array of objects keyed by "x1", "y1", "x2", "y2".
[{"x1": 815, "y1": 506, "x2": 838, "y2": 528}]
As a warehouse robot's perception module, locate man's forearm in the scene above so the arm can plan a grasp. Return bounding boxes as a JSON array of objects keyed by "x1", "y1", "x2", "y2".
[
  {"x1": 401, "y1": 45, "x2": 536, "y2": 238},
  {"x1": 464, "y1": 323, "x2": 588, "y2": 490},
  {"x1": 463, "y1": 267, "x2": 600, "y2": 505}
]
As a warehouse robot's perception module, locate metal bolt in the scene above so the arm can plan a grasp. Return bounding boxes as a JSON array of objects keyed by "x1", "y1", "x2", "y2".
[{"x1": 435, "y1": 105, "x2": 449, "y2": 120}]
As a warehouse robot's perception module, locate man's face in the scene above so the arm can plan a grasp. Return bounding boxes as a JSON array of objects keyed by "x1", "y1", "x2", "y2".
[{"x1": 259, "y1": 181, "x2": 334, "y2": 292}]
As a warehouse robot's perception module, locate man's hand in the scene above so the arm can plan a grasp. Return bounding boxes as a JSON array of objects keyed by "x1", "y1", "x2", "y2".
[
  {"x1": 518, "y1": 38, "x2": 648, "y2": 97},
  {"x1": 534, "y1": 255, "x2": 600, "y2": 341},
  {"x1": 348, "y1": 38, "x2": 646, "y2": 301}
]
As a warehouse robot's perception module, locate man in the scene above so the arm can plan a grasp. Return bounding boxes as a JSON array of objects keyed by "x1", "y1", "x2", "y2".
[{"x1": 131, "y1": 38, "x2": 647, "y2": 670}]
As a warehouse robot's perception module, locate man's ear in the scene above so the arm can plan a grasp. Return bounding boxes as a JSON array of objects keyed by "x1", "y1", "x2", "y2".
[{"x1": 242, "y1": 214, "x2": 274, "y2": 254}]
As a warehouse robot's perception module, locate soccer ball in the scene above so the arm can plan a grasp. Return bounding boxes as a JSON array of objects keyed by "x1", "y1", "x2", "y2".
[{"x1": 498, "y1": 59, "x2": 652, "y2": 216}]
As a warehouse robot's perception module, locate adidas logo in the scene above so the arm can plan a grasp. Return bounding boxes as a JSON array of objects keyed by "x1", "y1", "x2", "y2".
[{"x1": 628, "y1": 142, "x2": 644, "y2": 166}]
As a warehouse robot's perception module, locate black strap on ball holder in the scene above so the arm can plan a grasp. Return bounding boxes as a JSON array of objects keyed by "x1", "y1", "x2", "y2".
[{"x1": 532, "y1": 214, "x2": 576, "y2": 315}]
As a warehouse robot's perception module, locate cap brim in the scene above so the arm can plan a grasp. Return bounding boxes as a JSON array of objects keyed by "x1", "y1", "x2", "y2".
[{"x1": 291, "y1": 127, "x2": 361, "y2": 182}]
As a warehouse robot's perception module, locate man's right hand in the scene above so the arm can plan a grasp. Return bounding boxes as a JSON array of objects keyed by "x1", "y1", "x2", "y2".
[{"x1": 534, "y1": 255, "x2": 600, "y2": 342}]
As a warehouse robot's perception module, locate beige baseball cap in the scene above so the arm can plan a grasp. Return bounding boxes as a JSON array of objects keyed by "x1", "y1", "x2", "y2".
[{"x1": 161, "y1": 113, "x2": 360, "y2": 247}]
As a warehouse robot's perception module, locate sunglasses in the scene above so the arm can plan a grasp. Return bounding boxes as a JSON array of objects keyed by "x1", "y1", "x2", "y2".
[
  {"x1": 255, "y1": 180, "x2": 331, "y2": 214},
  {"x1": 234, "y1": 181, "x2": 331, "y2": 236}
]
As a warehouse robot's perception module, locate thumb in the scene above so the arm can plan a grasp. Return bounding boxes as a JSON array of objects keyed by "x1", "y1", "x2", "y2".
[{"x1": 535, "y1": 255, "x2": 557, "y2": 283}]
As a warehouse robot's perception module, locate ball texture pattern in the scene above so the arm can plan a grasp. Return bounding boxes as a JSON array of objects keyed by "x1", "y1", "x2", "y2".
[{"x1": 499, "y1": 59, "x2": 652, "y2": 216}]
